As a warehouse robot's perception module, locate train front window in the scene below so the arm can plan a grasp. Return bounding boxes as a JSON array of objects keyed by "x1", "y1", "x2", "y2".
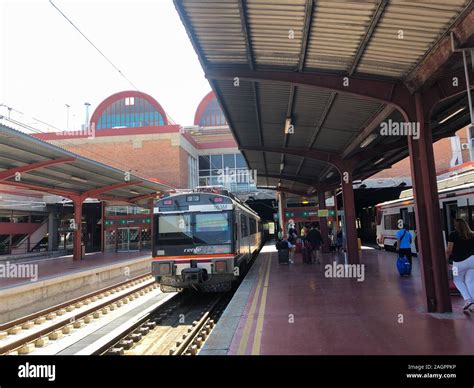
[
  {"x1": 157, "y1": 212, "x2": 231, "y2": 246},
  {"x1": 158, "y1": 214, "x2": 193, "y2": 245},
  {"x1": 194, "y1": 213, "x2": 231, "y2": 245}
]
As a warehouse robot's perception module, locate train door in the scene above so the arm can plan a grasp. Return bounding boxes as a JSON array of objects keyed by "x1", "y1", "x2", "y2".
[
  {"x1": 443, "y1": 201, "x2": 458, "y2": 236},
  {"x1": 399, "y1": 208, "x2": 409, "y2": 227}
]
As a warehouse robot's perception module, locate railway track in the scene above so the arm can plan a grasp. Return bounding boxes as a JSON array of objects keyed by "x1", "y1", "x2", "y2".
[
  {"x1": 0, "y1": 273, "x2": 158, "y2": 355},
  {"x1": 98, "y1": 291, "x2": 232, "y2": 356}
]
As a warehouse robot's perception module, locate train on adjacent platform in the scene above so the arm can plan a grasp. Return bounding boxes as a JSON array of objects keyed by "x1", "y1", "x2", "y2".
[
  {"x1": 151, "y1": 187, "x2": 263, "y2": 292},
  {"x1": 375, "y1": 170, "x2": 474, "y2": 253}
]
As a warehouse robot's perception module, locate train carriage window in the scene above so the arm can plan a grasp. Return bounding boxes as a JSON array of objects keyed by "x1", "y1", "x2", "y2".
[
  {"x1": 249, "y1": 218, "x2": 257, "y2": 235},
  {"x1": 240, "y1": 214, "x2": 248, "y2": 237},
  {"x1": 383, "y1": 214, "x2": 400, "y2": 230}
]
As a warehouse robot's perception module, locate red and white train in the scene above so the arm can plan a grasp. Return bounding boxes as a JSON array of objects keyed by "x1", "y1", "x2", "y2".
[
  {"x1": 376, "y1": 169, "x2": 474, "y2": 253},
  {"x1": 151, "y1": 187, "x2": 263, "y2": 292}
]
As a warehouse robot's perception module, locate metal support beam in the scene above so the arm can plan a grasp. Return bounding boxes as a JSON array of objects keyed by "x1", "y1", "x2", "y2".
[
  {"x1": 0, "y1": 157, "x2": 75, "y2": 180},
  {"x1": 309, "y1": 92, "x2": 337, "y2": 149},
  {"x1": 342, "y1": 105, "x2": 394, "y2": 159},
  {"x1": 275, "y1": 186, "x2": 318, "y2": 198},
  {"x1": 348, "y1": 0, "x2": 388, "y2": 76},
  {"x1": 340, "y1": 163, "x2": 359, "y2": 264},
  {"x1": 83, "y1": 181, "x2": 143, "y2": 199},
  {"x1": 241, "y1": 146, "x2": 345, "y2": 172},
  {"x1": 259, "y1": 173, "x2": 318, "y2": 186},
  {"x1": 406, "y1": 93, "x2": 452, "y2": 313},
  {"x1": 318, "y1": 190, "x2": 330, "y2": 253},
  {"x1": 73, "y1": 198, "x2": 83, "y2": 261}
]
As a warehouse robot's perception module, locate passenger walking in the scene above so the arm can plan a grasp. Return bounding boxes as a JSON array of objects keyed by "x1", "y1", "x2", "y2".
[
  {"x1": 307, "y1": 223, "x2": 323, "y2": 264},
  {"x1": 396, "y1": 223, "x2": 413, "y2": 267},
  {"x1": 446, "y1": 218, "x2": 474, "y2": 311},
  {"x1": 336, "y1": 229, "x2": 343, "y2": 252},
  {"x1": 301, "y1": 228, "x2": 312, "y2": 264}
]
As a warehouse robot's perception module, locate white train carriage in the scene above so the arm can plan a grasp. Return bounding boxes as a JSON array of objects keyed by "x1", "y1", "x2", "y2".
[
  {"x1": 376, "y1": 170, "x2": 474, "y2": 253},
  {"x1": 151, "y1": 188, "x2": 262, "y2": 292}
]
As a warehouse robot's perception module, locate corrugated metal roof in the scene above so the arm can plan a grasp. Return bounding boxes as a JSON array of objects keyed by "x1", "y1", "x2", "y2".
[
  {"x1": 176, "y1": 0, "x2": 473, "y2": 193},
  {"x1": 0, "y1": 124, "x2": 172, "y2": 201},
  {"x1": 357, "y1": 0, "x2": 470, "y2": 78}
]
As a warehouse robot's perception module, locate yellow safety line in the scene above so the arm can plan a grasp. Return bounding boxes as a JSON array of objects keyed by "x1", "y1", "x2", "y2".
[
  {"x1": 237, "y1": 256, "x2": 268, "y2": 355},
  {"x1": 251, "y1": 253, "x2": 272, "y2": 355}
]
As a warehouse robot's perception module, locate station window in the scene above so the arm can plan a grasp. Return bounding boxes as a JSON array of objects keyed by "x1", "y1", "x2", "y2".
[{"x1": 96, "y1": 96, "x2": 163, "y2": 129}]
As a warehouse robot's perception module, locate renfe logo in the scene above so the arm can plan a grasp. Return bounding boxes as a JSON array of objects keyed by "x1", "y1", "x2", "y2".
[
  {"x1": 183, "y1": 247, "x2": 202, "y2": 254},
  {"x1": 18, "y1": 362, "x2": 56, "y2": 382}
]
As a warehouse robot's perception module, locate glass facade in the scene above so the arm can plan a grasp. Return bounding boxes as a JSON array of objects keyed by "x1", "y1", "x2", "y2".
[
  {"x1": 200, "y1": 98, "x2": 226, "y2": 127},
  {"x1": 198, "y1": 153, "x2": 256, "y2": 193},
  {"x1": 96, "y1": 96, "x2": 165, "y2": 129},
  {"x1": 103, "y1": 205, "x2": 151, "y2": 252}
]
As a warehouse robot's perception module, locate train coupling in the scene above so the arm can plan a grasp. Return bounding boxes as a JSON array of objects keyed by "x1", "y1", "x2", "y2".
[{"x1": 181, "y1": 267, "x2": 208, "y2": 284}]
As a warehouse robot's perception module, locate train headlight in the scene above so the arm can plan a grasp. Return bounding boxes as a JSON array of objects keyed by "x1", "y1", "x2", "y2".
[
  {"x1": 215, "y1": 260, "x2": 227, "y2": 274},
  {"x1": 159, "y1": 263, "x2": 171, "y2": 275}
]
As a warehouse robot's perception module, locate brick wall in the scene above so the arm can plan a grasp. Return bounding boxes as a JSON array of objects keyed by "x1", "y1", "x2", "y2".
[
  {"x1": 50, "y1": 136, "x2": 187, "y2": 188},
  {"x1": 372, "y1": 127, "x2": 469, "y2": 179}
]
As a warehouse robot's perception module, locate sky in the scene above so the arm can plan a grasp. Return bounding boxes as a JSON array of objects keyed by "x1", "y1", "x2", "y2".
[{"x1": 0, "y1": 0, "x2": 211, "y2": 131}]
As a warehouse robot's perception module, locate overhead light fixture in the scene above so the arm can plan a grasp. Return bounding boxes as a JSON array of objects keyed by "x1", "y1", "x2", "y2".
[
  {"x1": 284, "y1": 117, "x2": 292, "y2": 134},
  {"x1": 70, "y1": 176, "x2": 88, "y2": 183},
  {"x1": 374, "y1": 157, "x2": 384, "y2": 165},
  {"x1": 302, "y1": 199, "x2": 309, "y2": 205},
  {"x1": 130, "y1": 190, "x2": 139, "y2": 195},
  {"x1": 280, "y1": 162, "x2": 284, "y2": 171},
  {"x1": 326, "y1": 171, "x2": 334, "y2": 179},
  {"x1": 438, "y1": 107, "x2": 466, "y2": 124},
  {"x1": 360, "y1": 133, "x2": 378, "y2": 148}
]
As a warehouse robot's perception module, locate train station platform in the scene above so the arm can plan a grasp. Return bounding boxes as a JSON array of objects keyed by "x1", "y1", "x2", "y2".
[
  {"x1": 0, "y1": 251, "x2": 152, "y2": 324},
  {"x1": 202, "y1": 243, "x2": 474, "y2": 355}
]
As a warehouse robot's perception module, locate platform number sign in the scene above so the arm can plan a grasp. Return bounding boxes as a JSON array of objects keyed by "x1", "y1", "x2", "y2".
[
  {"x1": 69, "y1": 219, "x2": 76, "y2": 230},
  {"x1": 398, "y1": 219, "x2": 403, "y2": 229}
]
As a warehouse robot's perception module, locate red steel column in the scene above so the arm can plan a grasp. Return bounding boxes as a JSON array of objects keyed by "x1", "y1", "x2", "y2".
[
  {"x1": 341, "y1": 169, "x2": 359, "y2": 264},
  {"x1": 333, "y1": 189, "x2": 339, "y2": 234},
  {"x1": 100, "y1": 201, "x2": 105, "y2": 253},
  {"x1": 318, "y1": 190, "x2": 330, "y2": 253},
  {"x1": 73, "y1": 198, "x2": 83, "y2": 261},
  {"x1": 408, "y1": 93, "x2": 451, "y2": 313}
]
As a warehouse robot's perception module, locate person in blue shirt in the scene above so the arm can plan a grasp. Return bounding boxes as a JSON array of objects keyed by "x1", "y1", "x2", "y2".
[{"x1": 396, "y1": 223, "x2": 413, "y2": 268}]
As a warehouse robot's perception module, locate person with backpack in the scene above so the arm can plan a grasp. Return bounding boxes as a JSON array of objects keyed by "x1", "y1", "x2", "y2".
[{"x1": 396, "y1": 223, "x2": 413, "y2": 270}]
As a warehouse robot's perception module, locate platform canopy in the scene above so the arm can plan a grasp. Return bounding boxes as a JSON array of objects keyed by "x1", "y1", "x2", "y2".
[
  {"x1": 0, "y1": 124, "x2": 173, "y2": 203},
  {"x1": 174, "y1": 0, "x2": 473, "y2": 197}
]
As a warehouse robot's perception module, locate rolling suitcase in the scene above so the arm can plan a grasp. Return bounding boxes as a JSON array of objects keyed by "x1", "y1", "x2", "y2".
[
  {"x1": 278, "y1": 249, "x2": 290, "y2": 264},
  {"x1": 302, "y1": 240, "x2": 312, "y2": 264},
  {"x1": 396, "y1": 255, "x2": 412, "y2": 276}
]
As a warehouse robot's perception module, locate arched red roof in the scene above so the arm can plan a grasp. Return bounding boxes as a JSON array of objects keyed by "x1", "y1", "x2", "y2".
[
  {"x1": 90, "y1": 90, "x2": 168, "y2": 127},
  {"x1": 194, "y1": 91, "x2": 227, "y2": 127}
]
